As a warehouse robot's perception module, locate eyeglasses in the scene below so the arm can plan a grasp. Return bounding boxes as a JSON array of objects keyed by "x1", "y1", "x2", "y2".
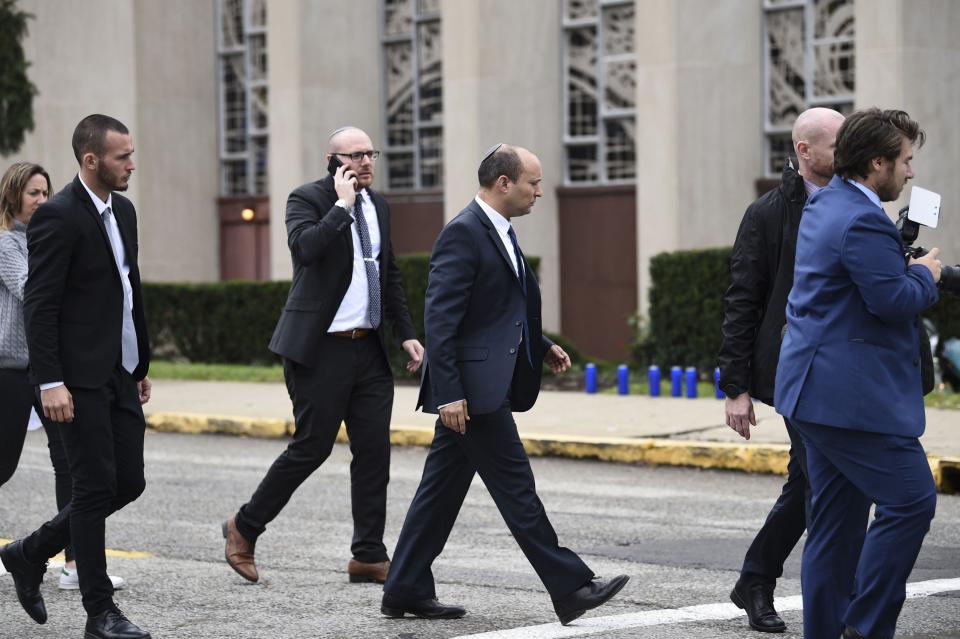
[{"x1": 332, "y1": 150, "x2": 381, "y2": 162}]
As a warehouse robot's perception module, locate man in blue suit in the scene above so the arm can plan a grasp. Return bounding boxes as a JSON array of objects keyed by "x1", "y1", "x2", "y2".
[
  {"x1": 775, "y1": 109, "x2": 942, "y2": 638},
  {"x1": 381, "y1": 144, "x2": 628, "y2": 625}
]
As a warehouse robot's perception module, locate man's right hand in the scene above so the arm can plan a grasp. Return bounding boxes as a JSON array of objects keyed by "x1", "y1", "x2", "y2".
[
  {"x1": 41, "y1": 385, "x2": 74, "y2": 423},
  {"x1": 725, "y1": 393, "x2": 756, "y2": 440},
  {"x1": 333, "y1": 164, "x2": 358, "y2": 208},
  {"x1": 910, "y1": 246, "x2": 942, "y2": 283},
  {"x1": 439, "y1": 399, "x2": 469, "y2": 435}
]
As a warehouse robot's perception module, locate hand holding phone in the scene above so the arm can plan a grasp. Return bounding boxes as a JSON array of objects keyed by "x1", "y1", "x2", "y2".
[{"x1": 330, "y1": 155, "x2": 358, "y2": 207}]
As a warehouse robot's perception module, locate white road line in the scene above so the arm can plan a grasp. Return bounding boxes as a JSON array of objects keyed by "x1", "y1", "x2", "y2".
[{"x1": 451, "y1": 578, "x2": 960, "y2": 639}]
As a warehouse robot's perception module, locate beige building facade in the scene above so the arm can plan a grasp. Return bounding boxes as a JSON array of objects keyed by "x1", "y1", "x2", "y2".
[{"x1": 5, "y1": 0, "x2": 958, "y2": 359}]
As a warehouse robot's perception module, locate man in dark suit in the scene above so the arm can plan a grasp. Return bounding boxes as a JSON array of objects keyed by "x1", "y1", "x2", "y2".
[
  {"x1": 0, "y1": 115, "x2": 152, "y2": 639},
  {"x1": 222, "y1": 126, "x2": 422, "y2": 586},
  {"x1": 775, "y1": 109, "x2": 941, "y2": 639},
  {"x1": 381, "y1": 144, "x2": 628, "y2": 625}
]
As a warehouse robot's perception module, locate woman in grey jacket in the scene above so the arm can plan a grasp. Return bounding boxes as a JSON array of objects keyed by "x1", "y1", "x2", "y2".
[{"x1": 0, "y1": 162, "x2": 124, "y2": 590}]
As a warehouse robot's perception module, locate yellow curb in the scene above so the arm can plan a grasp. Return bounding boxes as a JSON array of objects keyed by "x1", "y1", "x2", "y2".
[
  {"x1": 0, "y1": 539, "x2": 151, "y2": 560},
  {"x1": 145, "y1": 413, "x2": 958, "y2": 495}
]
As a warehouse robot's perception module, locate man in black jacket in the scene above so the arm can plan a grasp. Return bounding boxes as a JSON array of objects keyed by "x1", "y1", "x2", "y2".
[
  {"x1": 222, "y1": 126, "x2": 422, "y2": 586},
  {"x1": 718, "y1": 107, "x2": 844, "y2": 632},
  {"x1": 1, "y1": 115, "x2": 152, "y2": 639}
]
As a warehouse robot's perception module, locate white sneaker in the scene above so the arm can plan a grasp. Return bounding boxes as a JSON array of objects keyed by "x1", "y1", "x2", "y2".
[{"x1": 58, "y1": 566, "x2": 126, "y2": 590}]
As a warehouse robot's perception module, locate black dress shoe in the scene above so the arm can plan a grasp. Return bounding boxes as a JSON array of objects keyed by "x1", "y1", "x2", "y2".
[
  {"x1": 85, "y1": 608, "x2": 151, "y2": 639},
  {"x1": 381, "y1": 593, "x2": 466, "y2": 619},
  {"x1": 553, "y1": 575, "x2": 630, "y2": 625},
  {"x1": 843, "y1": 626, "x2": 872, "y2": 639},
  {"x1": 0, "y1": 539, "x2": 48, "y2": 624},
  {"x1": 730, "y1": 581, "x2": 786, "y2": 633}
]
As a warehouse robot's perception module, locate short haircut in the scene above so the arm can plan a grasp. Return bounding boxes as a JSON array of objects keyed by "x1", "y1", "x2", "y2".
[
  {"x1": 834, "y1": 108, "x2": 925, "y2": 180},
  {"x1": 0, "y1": 162, "x2": 52, "y2": 231},
  {"x1": 477, "y1": 144, "x2": 522, "y2": 188},
  {"x1": 71, "y1": 114, "x2": 129, "y2": 164}
]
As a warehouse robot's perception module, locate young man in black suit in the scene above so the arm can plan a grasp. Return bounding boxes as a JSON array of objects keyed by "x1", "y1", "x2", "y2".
[
  {"x1": 0, "y1": 114, "x2": 153, "y2": 639},
  {"x1": 222, "y1": 126, "x2": 423, "y2": 586},
  {"x1": 381, "y1": 144, "x2": 628, "y2": 625}
]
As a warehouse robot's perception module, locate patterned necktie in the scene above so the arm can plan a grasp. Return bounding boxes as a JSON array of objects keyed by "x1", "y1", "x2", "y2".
[
  {"x1": 352, "y1": 192, "x2": 382, "y2": 329},
  {"x1": 507, "y1": 225, "x2": 531, "y2": 365},
  {"x1": 101, "y1": 207, "x2": 139, "y2": 373}
]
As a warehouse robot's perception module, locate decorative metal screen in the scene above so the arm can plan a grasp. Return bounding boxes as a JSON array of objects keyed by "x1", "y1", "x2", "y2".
[
  {"x1": 562, "y1": 0, "x2": 636, "y2": 185},
  {"x1": 381, "y1": 0, "x2": 442, "y2": 191},
  {"x1": 763, "y1": 0, "x2": 854, "y2": 177},
  {"x1": 216, "y1": 0, "x2": 269, "y2": 196}
]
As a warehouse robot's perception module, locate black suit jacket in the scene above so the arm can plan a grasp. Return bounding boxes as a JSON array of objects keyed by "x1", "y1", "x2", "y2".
[
  {"x1": 268, "y1": 176, "x2": 416, "y2": 367},
  {"x1": 417, "y1": 200, "x2": 552, "y2": 415},
  {"x1": 24, "y1": 176, "x2": 150, "y2": 387}
]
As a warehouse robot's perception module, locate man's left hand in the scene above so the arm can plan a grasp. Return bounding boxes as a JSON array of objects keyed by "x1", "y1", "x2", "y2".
[
  {"x1": 544, "y1": 344, "x2": 571, "y2": 374},
  {"x1": 137, "y1": 376, "x2": 152, "y2": 405},
  {"x1": 402, "y1": 339, "x2": 424, "y2": 372}
]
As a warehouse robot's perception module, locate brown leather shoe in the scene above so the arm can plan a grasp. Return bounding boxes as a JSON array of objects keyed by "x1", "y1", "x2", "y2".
[
  {"x1": 347, "y1": 558, "x2": 390, "y2": 583},
  {"x1": 222, "y1": 516, "x2": 258, "y2": 583}
]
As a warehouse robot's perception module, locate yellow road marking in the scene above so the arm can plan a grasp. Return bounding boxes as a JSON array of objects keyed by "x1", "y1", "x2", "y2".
[{"x1": 0, "y1": 538, "x2": 151, "y2": 560}]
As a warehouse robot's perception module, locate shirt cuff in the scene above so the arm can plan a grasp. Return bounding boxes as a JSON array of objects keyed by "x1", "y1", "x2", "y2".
[
  {"x1": 437, "y1": 399, "x2": 464, "y2": 410},
  {"x1": 39, "y1": 381, "x2": 64, "y2": 391}
]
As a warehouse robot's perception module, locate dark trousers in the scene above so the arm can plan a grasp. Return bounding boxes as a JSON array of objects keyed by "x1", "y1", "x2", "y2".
[
  {"x1": 794, "y1": 419, "x2": 936, "y2": 639},
  {"x1": 739, "y1": 417, "x2": 810, "y2": 588},
  {"x1": 384, "y1": 401, "x2": 594, "y2": 602},
  {"x1": 0, "y1": 368, "x2": 74, "y2": 562},
  {"x1": 21, "y1": 366, "x2": 147, "y2": 616},
  {"x1": 236, "y1": 333, "x2": 394, "y2": 563}
]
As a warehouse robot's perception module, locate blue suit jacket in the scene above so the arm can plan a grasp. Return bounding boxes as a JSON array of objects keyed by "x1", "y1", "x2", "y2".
[
  {"x1": 416, "y1": 200, "x2": 552, "y2": 415},
  {"x1": 774, "y1": 176, "x2": 938, "y2": 437}
]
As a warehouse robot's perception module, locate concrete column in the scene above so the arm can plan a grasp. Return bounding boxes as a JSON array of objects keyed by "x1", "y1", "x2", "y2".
[
  {"x1": 441, "y1": 0, "x2": 564, "y2": 331},
  {"x1": 634, "y1": 0, "x2": 762, "y2": 315},
  {"x1": 856, "y1": 0, "x2": 960, "y2": 261},
  {"x1": 133, "y1": 0, "x2": 219, "y2": 281},
  {"x1": 9, "y1": 1, "x2": 139, "y2": 204},
  {"x1": 267, "y1": 0, "x2": 382, "y2": 279}
]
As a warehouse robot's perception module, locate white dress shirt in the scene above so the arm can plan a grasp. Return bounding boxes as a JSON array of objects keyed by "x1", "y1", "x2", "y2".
[{"x1": 328, "y1": 188, "x2": 381, "y2": 331}]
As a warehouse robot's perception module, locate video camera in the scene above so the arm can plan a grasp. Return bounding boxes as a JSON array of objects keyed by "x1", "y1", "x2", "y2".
[{"x1": 896, "y1": 187, "x2": 960, "y2": 296}]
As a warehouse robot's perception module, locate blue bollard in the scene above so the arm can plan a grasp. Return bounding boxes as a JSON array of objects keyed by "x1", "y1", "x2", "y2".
[
  {"x1": 670, "y1": 366, "x2": 682, "y2": 397},
  {"x1": 617, "y1": 364, "x2": 629, "y2": 395},
  {"x1": 685, "y1": 367, "x2": 698, "y2": 398},
  {"x1": 585, "y1": 363, "x2": 597, "y2": 394},
  {"x1": 714, "y1": 367, "x2": 725, "y2": 399},
  {"x1": 648, "y1": 365, "x2": 661, "y2": 397}
]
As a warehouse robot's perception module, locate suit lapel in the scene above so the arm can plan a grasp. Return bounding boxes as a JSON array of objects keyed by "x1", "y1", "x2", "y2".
[
  {"x1": 72, "y1": 178, "x2": 120, "y2": 277},
  {"x1": 370, "y1": 189, "x2": 388, "y2": 280},
  {"x1": 469, "y1": 203, "x2": 526, "y2": 295}
]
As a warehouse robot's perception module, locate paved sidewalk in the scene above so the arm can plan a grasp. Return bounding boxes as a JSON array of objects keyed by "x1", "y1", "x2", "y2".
[{"x1": 143, "y1": 379, "x2": 960, "y2": 493}]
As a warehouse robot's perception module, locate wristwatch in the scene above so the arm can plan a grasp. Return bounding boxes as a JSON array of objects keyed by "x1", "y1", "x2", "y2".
[{"x1": 334, "y1": 198, "x2": 350, "y2": 211}]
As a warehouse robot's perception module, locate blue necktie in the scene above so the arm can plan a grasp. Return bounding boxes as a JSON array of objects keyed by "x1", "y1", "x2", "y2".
[
  {"x1": 353, "y1": 193, "x2": 382, "y2": 329},
  {"x1": 507, "y1": 226, "x2": 532, "y2": 365}
]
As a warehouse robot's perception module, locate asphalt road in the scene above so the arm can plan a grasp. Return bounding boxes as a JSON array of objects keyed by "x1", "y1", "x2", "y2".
[{"x1": 2, "y1": 429, "x2": 958, "y2": 639}]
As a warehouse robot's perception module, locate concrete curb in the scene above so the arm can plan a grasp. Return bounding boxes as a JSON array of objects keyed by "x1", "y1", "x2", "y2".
[{"x1": 146, "y1": 412, "x2": 959, "y2": 494}]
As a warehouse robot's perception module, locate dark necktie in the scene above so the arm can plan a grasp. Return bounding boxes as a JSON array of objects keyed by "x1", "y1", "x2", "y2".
[
  {"x1": 507, "y1": 226, "x2": 526, "y2": 295},
  {"x1": 353, "y1": 193, "x2": 382, "y2": 329},
  {"x1": 507, "y1": 225, "x2": 531, "y2": 365}
]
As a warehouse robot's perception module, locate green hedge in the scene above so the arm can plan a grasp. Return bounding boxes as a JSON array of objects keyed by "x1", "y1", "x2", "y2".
[
  {"x1": 635, "y1": 246, "x2": 960, "y2": 376},
  {"x1": 143, "y1": 254, "x2": 540, "y2": 377}
]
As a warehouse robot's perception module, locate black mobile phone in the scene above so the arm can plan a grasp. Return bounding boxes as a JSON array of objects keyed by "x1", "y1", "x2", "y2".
[{"x1": 327, "y1": 155, "x2": 343, "y2": 176}]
